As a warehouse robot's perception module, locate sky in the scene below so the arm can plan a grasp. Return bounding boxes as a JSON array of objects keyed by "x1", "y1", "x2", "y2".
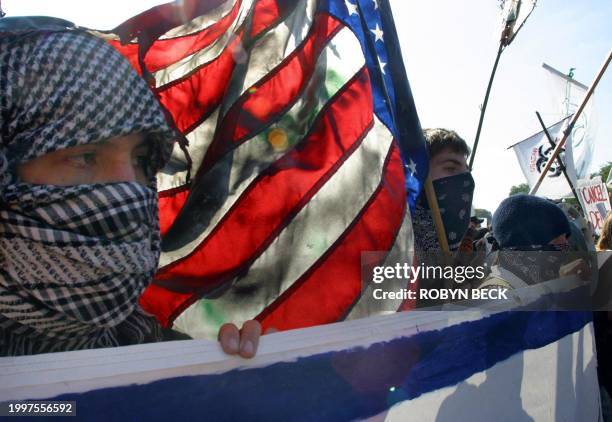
[{"x1": 2, "y1": 0, "x2": 611, "y2": 213}]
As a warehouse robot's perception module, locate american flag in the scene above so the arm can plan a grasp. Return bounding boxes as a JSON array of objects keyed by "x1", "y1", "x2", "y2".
[{"x1": 96, "y1": 0, "x2": 428, "y2": 339}]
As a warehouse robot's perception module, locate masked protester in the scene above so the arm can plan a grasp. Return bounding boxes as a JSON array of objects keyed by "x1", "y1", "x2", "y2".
[
  {"x1": 412, "y1": 129, "x2": 479, "y2": 306},
  {"x1": 478, "y1": 194, "x2": 582, "y2": 290},
  {"x1": 0, "y1": 18, "x2": 260, "y2": 357}
]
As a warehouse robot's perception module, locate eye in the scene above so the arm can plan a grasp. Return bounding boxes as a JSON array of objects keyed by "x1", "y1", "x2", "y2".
[
  {"x1": 66, "y1": 151, "x2": 97, "y2": 168},
  {"x1": 133, "y1": 154, "x2": 152, "y2": 178}
]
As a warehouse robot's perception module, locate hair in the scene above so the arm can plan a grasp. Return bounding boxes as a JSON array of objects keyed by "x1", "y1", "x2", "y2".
[
  {"x1": 423, "y1": 128, "x2": 471, "y2": 159},
  {"x1": 598, "y1": 213, "x2": 612, "y2": 251}
]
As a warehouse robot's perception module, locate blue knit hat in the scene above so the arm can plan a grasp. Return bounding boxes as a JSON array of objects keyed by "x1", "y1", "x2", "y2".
[{"x1": 492, "y1": 195, "x2": 571, "y2": 249}]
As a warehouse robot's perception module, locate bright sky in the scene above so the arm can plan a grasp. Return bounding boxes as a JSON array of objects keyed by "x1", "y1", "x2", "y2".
[{"x1": 2, "y1": 0, "x2": 611, "y2": 213}]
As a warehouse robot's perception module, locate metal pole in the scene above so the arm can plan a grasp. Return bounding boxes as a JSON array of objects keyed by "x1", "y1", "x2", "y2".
[
  {"x1": 468, "y1": 43, "x2": 504, "y2": 170},
  {"x1": 531, "y1": 49, "x2": 611, "y2": 195}
]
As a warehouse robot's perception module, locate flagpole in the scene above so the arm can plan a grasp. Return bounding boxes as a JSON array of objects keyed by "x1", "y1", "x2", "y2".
[
  {"x1": 535, "y1": 111, "x2": 584, "y2": 211},
  {"x1": 530, "y1": 49, "x2": 612, "y2": 195},
  {"x1": 424, "y1": 178, "x2": 450, "y2": 253},
  {"x1": 468, "y1": 43, "x2": 504, "y2": 170}
]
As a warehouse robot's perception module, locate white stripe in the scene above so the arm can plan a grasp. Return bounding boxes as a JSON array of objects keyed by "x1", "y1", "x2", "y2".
[
  {"x1": 344, "y1": 206, "x2": 414, "y2": 321},
  {"x1": 218, "y1": 0, "x2": 316, "y2": 117},
  {"x1": 173, "y1": 117, "x2": 395, "y2": 339},
  {"x1": 153, "y1": 0, "x2": 255, "y2": 87},
  {"x1": 158, "y1": 26, "x2": 365, "y2": 263},
  {"x1": 160, "y1": 0, "x2": 237, "y2": 40}
]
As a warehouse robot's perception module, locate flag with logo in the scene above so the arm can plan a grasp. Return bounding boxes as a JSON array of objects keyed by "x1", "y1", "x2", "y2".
[
  {"x1": 97, "y1": 0, "x2": 428, "y2": 338},
  {"x1": 510, "y1": 116, "x2": 577, "y2": 199}
]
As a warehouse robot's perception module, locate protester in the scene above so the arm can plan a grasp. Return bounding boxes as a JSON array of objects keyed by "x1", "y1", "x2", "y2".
[
  {"x1": 412, "y1": 129, "x2": 479, "y2": 306},
  {"x1": 598, "y1": 213, "x2": 612, "y2": 251},
  {"x1": 413, "y1": 129, "x2": 473, "y2": 253},
  {"x1": 0, "y1": 18, "x2": 261, "y2": 357},
  {"x1": 478, "y1": 194, "x2": 589, "y2": 290}
]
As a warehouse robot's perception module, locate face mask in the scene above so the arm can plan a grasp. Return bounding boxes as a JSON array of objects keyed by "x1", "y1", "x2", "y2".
[
  {"x1": 0, "y1": 181, "x2": 161, "y2": 355},
  {"x1": 414, "y1": 172, "x2": 475, "y2": 251}
]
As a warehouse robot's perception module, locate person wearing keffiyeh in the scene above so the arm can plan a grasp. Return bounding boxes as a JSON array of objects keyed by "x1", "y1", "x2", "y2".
[{"x1": 0, "y1": 17, "x2": 260, "y2": 357}]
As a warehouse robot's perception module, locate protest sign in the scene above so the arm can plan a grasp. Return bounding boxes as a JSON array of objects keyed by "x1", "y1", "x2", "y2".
[{"x1": 577, "y1": 177, "x2": 611, "y2": 235}]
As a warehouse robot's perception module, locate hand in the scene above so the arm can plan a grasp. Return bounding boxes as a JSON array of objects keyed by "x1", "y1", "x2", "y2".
[{"x1": 217, "y1": 320, "x2": 262, "y2": 359}]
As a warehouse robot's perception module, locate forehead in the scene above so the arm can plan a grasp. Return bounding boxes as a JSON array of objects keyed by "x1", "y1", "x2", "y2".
[{"x1": 430, "y1": 148, "x2": 468, "y2": 166}]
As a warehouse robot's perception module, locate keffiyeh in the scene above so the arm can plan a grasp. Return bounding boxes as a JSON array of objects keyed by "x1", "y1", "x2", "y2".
[{"x1": 0, "y1": 26, "x2": 176, "y2": 355}]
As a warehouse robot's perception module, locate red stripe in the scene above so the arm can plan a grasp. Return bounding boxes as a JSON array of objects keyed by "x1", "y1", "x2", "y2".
[
  {"x1": 142, "y1": 0, "x2": 241, "y2": 74},
  {"x1": 257, "y1": 143, "x2": 407, "y2": 331},
  {"x1": 155, "y1": 36, "x2": 239, "y2": 133},
  {"x1": 158, "y1": 187, "x2": 190, "y2": 236},
  {"x1": 200, "y1": 13, "x2": 343, "y2": 170},
  {"x1": 139, "y1": 283, "x2": 192, "y2": 328},
  {"x1": 155, "y1": 68, "x2": 372, "y2": 290},
  {"x1": 250, "y1": 0, "x2": 298, "y2": 38}
]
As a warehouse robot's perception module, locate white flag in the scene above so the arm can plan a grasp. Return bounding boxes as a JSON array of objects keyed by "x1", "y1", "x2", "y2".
[
  {"x1": 511, "y1": 116, "x2": 577, "y2": 199},
  {"x1": 542, "y1": 63, "x2": 597, "y2": 179}
]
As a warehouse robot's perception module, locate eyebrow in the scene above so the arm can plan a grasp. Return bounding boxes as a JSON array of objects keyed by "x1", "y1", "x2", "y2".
[{"x1": 438, "y1": 158, "x2": 465, "y2": 167}]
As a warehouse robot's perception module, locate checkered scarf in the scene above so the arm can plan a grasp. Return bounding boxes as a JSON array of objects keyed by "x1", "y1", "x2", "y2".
[{"x1": 0, "y1": 29, "x2": 176, "y2": 355}]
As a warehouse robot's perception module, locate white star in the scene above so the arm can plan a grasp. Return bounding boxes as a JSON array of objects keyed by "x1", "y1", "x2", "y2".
[
  {"x1": 373, "y1": 0, "x2": 379, "y2": 10},
  {"x1": 406, "y1": 159, "x2": 417, "y2": 176},
  {"x1": 370, "y1": 24, "x2": 384, "y2": 43},
  {"x1": 345, "y1": 0, "x2": 358, "y2": 16},
  {"x1": 378, "y1": 57, "x2": 387, "y2": 74}
]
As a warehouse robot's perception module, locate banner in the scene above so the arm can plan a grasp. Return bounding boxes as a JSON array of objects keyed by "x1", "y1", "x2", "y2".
[
  {"x1": 511, "y1": 116, "x2": 576, "y2": 199},
  {"x1": 543, "y1": 63, "x2": 598, "y2": 179},
  {"x1": 577, "y1": 177, "x2": 611, "y2": 236},
  {"x1": 0, "y1": 310, "x2": 599, "y2": 421}
]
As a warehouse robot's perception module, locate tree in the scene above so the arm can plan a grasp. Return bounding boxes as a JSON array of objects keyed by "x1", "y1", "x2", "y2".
[
  {"x1": 591, "y1": 161, "x2": 611, "y2": 183},
  {"x1": 474, "y1": 208, "x2": 492, "y2": 221},
  {"x1": 509, "y1": 183, "x2": 529, "y2": 196}
]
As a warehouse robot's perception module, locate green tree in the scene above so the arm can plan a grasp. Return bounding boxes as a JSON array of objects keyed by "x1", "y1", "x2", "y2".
[
  {"x1": 591, "y1": 161, "x2": 611, "y2": 182},
  {"x1": 509, "y1": 183, "x2": 529, "y2": 196},
  {"x1": 474, "y1": 208, "x2": 492, "y2": 221}
]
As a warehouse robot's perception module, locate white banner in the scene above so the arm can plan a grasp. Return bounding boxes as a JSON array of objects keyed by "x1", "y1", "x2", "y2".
[
  {"x1": 543, "y1": 63, "x2": 598, "y2": 179},
  {"x1": 577, "y1": 177, "x2": 612, "y2": 236},
  {"x1": 511, "y1": 116, "x2": 577, "y2": 199}
]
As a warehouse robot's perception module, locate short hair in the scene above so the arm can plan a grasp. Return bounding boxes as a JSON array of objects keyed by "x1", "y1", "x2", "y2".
[{"x1": 423, "y1": 128, "x2": 471, "y2": 159}]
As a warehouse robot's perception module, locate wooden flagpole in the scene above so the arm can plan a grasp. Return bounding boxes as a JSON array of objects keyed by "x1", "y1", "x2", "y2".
[
  {"x1": 530, "y1": 49, "x2": 612, "y2": 195},
  {"x1": 424, "y1": 178, "x2": 450, "y2": 253}
]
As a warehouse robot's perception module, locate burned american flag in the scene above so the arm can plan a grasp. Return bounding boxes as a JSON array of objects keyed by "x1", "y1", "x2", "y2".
[{"x1": 97, "y1": 0, "x2": 428, "y2": 338}]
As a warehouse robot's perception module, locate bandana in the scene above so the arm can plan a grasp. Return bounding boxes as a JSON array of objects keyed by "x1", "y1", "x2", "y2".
[
  {"x1": 0, "y1": 28, "x2": 176, "y2": 355},
  {"x1": 414, "y1": 172, "x2": 475, "y2": 253}
]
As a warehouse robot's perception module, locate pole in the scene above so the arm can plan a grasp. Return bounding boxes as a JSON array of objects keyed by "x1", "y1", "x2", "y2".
[
  {"x1": 531, "y1": 49, "x2": 612, "y2": 195},
  {"x1": 468, "y1": 43, "x2": 504, "y2": 170},
  {"x1": 534, "y1": 111, "x2": 582, "y2": 206},
  {"x1": 424, "y1": 178, "x2": 450, "y2": 253}
]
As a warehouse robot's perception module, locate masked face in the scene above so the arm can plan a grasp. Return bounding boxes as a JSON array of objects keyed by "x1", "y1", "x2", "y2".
[
  {"x1": 0, "y1": 29, "x2": 175, "y2": 355},
  {"x1": 414, "y1": 172, "x2": 475, "y2": 251}
]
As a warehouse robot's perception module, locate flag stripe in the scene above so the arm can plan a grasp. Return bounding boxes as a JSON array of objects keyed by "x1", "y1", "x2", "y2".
[
  {"x1": 171, "y1": 115, "x2": 395, "y2": 337},
  {"x1": 216, "y1": 0, "x2": 316, "y2": 118},
  {"x1": 257, "y1": 142, "x2": 405, "y2": 331},
  {"x1": 157, "y1": 40, "x2": 238, "y2": 134},
  {"x1": 158, "y1": 35, "x2": 366, "y2": 267},
  {"x1": 143, "y1": 0, "x2": 242, "y2": 73},
  {"x1": 344, "y1": 208, "x2": 415, "y2": 321},
  {"x1": 250, "y1": 0, "x2": 299, "y2": 37},
  {"x1": 156, "y1": 68, "x2": 372, "y2": 282},
  {"x1": 201, "y1": 13, "x2": 343, "y2": 170}
]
